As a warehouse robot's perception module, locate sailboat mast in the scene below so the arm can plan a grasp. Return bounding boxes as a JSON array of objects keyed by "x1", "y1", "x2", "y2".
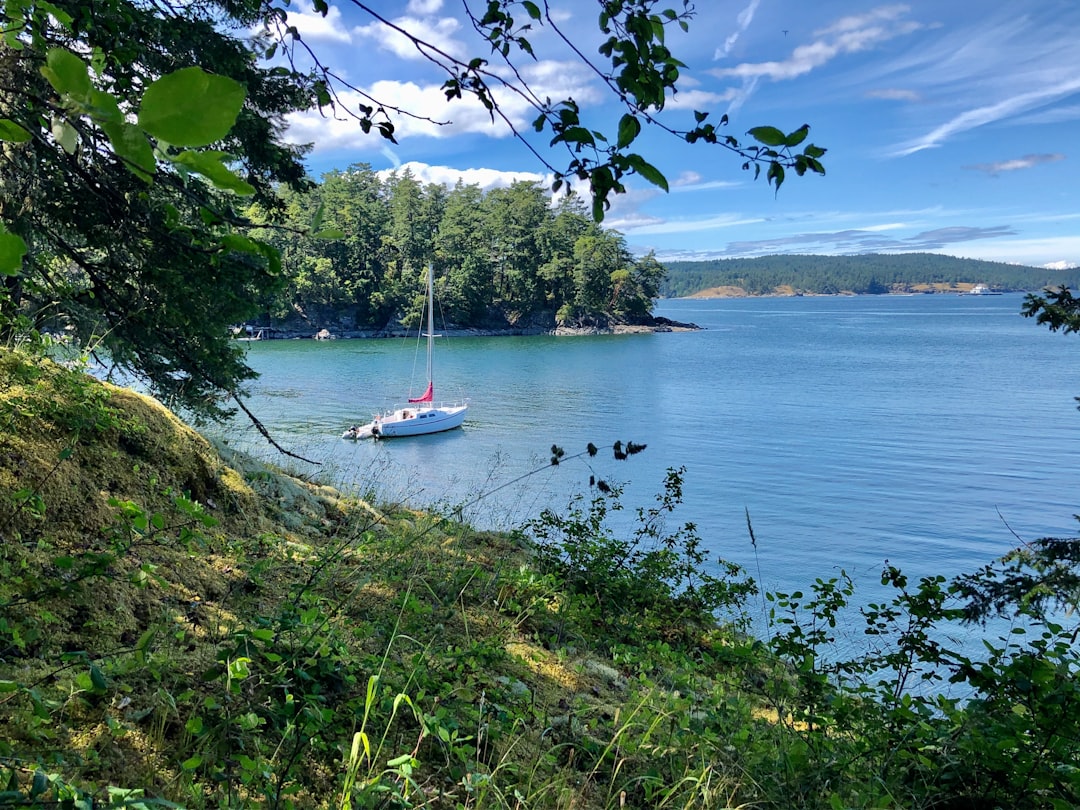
[{"x1": 425, "y1": 264, "x2": 434, "y2": 389}]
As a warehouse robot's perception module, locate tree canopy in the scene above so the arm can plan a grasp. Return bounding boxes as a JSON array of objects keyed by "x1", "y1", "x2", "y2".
[
  {"x1": 0, "y1": 0, "x2": 827, "y2": 418},
  {"x1": 251, "y1": 165, "x2": 666, "y2": 332}
]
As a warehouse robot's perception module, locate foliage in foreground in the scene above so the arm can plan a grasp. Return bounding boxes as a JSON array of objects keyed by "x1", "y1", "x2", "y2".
[{"x1": 1, "y1": 349, "x2": 1080, "y2": 809}]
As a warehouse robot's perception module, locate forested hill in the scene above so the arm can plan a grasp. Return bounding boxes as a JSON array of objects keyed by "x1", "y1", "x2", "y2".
[
  {"x1": 659, "y1": 253, "x2": 1080, "y2": 297},
  {"x1": 248, "y1": 165, "x2": 666, "y2": 335}
]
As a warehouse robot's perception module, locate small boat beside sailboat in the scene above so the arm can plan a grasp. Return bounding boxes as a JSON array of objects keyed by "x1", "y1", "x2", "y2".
[{"x1": 342, "y1": 265, "x2": 468, "y2": 440}]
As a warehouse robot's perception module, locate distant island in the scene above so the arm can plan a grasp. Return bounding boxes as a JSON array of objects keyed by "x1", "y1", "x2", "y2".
[{"x1": 659, "y1": 253, "x2": 1080, "y2": 298}]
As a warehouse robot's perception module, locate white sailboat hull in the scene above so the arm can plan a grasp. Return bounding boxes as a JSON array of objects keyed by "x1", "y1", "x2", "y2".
[
  {"x1": 342, "y1": 403, "x2": 468, "y2": 440},
  {"x1": 374, "y1": 403, "x2": 468, "y2": 438}
]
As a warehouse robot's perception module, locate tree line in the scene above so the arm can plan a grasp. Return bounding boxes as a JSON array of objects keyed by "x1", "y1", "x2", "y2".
[
  {"x1": 660, "y1": 253, "x2": 1080, "y2": 297},
  {"x1": 249, "y1": 165, "x2": 667, "y2": 332}
]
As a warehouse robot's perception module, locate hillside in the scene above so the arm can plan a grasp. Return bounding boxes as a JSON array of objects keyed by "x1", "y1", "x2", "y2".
[
  {"x1": 659, "y1": 252, "x2": 1080, "y2": 297},
  {"x1": 2, "y1": 349, "x2": 1079, "y2": 808}
]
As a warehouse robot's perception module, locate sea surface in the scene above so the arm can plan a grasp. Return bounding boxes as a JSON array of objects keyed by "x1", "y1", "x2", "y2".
[{"x1": 220, "y1": 293, "x2": 1080, "y2": 608}]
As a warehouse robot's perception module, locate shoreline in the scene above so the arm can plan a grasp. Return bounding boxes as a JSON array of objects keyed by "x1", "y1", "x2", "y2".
[{"x1": 237, "y1": 316, "x2": 702, "y2": 342}]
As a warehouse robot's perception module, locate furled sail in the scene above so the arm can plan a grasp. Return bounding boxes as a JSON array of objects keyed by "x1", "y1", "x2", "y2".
[{"x1": 409, "y1": 382, "x2": 433, "y2": 403}]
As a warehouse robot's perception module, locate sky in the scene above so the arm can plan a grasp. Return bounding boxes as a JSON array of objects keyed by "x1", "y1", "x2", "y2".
[{"x1": 271, "y1": 0, "x2": 1080, "y2": 269}]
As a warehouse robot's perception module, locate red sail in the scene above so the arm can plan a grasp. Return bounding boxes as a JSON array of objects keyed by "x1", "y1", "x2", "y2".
[{"x1": 408, "y1": 382, "x2": 433, "y2": 403}]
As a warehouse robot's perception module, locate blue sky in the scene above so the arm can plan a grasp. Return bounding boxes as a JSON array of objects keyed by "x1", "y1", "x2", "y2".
[{"x1": 274, "y1": 0, "x2": 1080, "y2": 269}]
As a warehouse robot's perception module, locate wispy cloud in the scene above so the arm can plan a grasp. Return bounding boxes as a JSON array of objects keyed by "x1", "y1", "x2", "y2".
[
  {"x1": 672, "y1": 224, "x2": 1018, "y2": 259},
  {"x1": 892, "y1": 77, "x2": 1080, "y2": 156},
  {"x1": 671, "y1": 178, "x2": 742, "y2": 192},
  {"x1": 665, "y1": 87, "x2": 738, "y2": 110},
  {"x1": 866, "y1": 88, "x2": 921, "y2": 102},
  {"x1": 964, "y1": 153, "x2": 1065, "y2": 176},
  {"x1": 710, "y1": 4, "x2": 922, "y2": 112},
  {"x1": 619, "y1": 213, "x2": 766, "y2": 236},
  {"x1": 1014, "y1": 104, "x2": 1080, "y2": 126},
  {"x1": 715, "y1": 0, "x2": 762, "y2": 59},
  {"x1": 876, "y1": 7, "x2": 1080, "y2": 155}
]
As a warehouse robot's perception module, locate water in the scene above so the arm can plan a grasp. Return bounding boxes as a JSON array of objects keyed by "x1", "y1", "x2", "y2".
[{"x1": 221, "y1": 293, "x2": 1080, "y2": 602}]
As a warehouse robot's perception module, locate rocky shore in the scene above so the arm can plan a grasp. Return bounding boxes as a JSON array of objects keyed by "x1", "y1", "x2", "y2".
[{"x1": 239, "y1": 315, "x2": 700, "y2": 341}]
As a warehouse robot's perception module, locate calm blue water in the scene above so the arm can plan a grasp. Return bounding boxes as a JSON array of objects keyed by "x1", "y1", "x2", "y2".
[{"x1": 219, "y1": 293, "x2": 1080, "y2": 601}]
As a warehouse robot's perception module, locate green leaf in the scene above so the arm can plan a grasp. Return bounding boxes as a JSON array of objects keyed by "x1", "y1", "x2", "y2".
[
  {"x1": 803, "y1": 144, "x2": 826, "y2": 159},
  {"x1": 227, "y1": 657, "x2": 251, "y2": 680},
  {"x1": 172, "y1": 150, "x2": 255, "y2": 195},
  {"x1": 0, "y1": 680, "x2": 20, "y2": 693},
  {"x1": 747, "y1": 125, "x2": 786, "y2": 147},
  {"x1": 90, "y1": 664, "x2": 107, "y2": 691},
  {"x1": 785, "y1": 124, "x2": 809, "y2": 147},
  {"x1": 220, "y1": 233, "x2": 269, "y2": 259},
  {"x1": 101, "y1": 118, "x2": 155, "y2": 181},
  {"x1": 310, "y1": 200, "x2": 326, "y2": 232},
  {"x1": 616, "y1": 113, "x2": 641, "y2": 149},
  {"x1": 0, "y1": 230, "x2": 27, "y2": 276},
  {"x1": 767, "y1": 161, "x2": 785, "y2": 191},
  {"x1": 138, "y1": 67, "x2": 246, "y2": 147},
  {"x1": 626, "y1": 154, "x2": 669, "y2": 191},
  {"x1": 182, "y1": 755, "x2": 203, "y2": 771},
  {"x1": 0, "y1": 119, "x2": 31, "y2": 143},
  {"x1": 41, "y1": 48, "x2": 91, "y2": 102},
  {"x1": 522, "y1": 0, "x2": 541, "y2": 20},
  {"x1": 30, "y1": 771, "x2": 46, "y2": 800},
  {"x1": 555, "y1": 126, "x2": 596, "y2": 147},
  {"x1": 185, "y1": 716, "x2": 204, "y2": 735}
]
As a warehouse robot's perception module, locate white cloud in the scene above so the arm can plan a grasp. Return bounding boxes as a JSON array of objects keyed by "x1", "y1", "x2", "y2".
[
  {"x1": 376, "y1": 161, "x2": 547, "y2": 192},
  {"x1": 715, "y1": 0, "x2": 762, "y2": 59},
  {"x1": 710, "y1": 4, "x2": 922, "y2": 112},
  {"x1": 605, "y1": 211, "x2": 668, "y2": 231},
  {"x1": 665, "y1": 87, "x2": 737, "y2": 111},
  {"x1": 892, "y1": 76, "x2": 1080, "y2": 157},
  {"x1": 964, "y1": 154, "x2": 1065, "y2": 176},
  {"x1": 868, "y1": 9, "x2": 1080, "y2": 155},
  {"x1": 407, "y1": 0, "x2": 443, "y2": 14},
  {"x1": 277, "y1": 0, "x2": 352, "y2": 43},
  {"x1": 671, "y1": 179, "x2": 741, "y2": 193},
  {"x1": 285, "y1": 58, "x2": 600, "y2": 151},
  {"x1": 713, "y1": 5, "x2": 919, "y2": 82},
  {"x1": 937, "y1": 236, "x2": 1080, "y2": 268},
  {"x1": 352, "y1": 14, "x2": 466, "y2": 61},
  {"x1": 865, "y1": 88, "x2": 920, "y2": 102},
  {"x1": 1015, "y1": 104, "x2": 1080, "y2": 126},
  {"x1": 619, "y1": 213, "x2": 766, "y2": 236},
  {"x1": 859, "y1": 222, "x2": 907, "y2": 232},
  {"x1": 1044, "y1": 261, "x2": 1079, "y2": 270}
]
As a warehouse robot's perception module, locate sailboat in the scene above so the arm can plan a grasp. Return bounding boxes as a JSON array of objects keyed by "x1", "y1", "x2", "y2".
[{"x1": 342, "y1": 265, "x2": 468, "y2": 440}]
